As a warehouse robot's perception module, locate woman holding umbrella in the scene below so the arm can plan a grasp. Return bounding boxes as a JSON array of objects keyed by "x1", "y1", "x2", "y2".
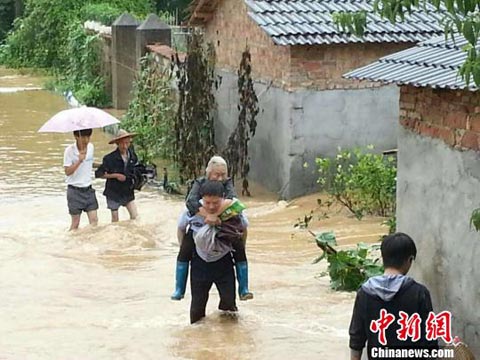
[
  {"x1": 95, "y1": 129, "x2": 139, "y2": 222},
  {"x1": 63, "y1": 128, "x2": 99, "y2": 231}
]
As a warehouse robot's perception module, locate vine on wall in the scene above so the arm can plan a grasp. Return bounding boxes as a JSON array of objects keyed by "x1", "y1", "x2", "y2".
[
  {"x1": 173, "y1": 30, "x2": 217, "y2": 182},
  {"x1": 223, "y1": 46, "x2": 259, "y2": 195}
]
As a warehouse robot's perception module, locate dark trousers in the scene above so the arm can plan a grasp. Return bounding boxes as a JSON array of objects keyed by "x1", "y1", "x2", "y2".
[
  {"x1": 190, "y1": 250, "x2": 237, "y2": 324},
  {"x1": 178, "y1": 230, "x2": 247, "y2": 263}
]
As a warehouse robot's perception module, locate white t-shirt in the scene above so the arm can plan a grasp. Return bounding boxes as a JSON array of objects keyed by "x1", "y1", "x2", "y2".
[{"x1": 63, "y1": 142, "x2": 94, "y2": 187}]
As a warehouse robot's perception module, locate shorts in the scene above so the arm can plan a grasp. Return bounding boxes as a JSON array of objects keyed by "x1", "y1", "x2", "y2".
[
  {"x1": 67, "y1": 185, "x2": 98, "y2": 215},
  {"x1": 106, "y1": 197, "x2": 132, "y2": 211}
]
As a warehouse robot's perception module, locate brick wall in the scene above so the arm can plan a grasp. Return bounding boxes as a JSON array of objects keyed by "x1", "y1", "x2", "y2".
[
  {"x1": 204, "y1": 0, "x2": 290, "y2": 88},
  {"x1": 400, "y1": 86, "x2": 480, "y2": 151},
  {"x1": 290, "y1": 43, "x2": 413, "y2": 90},
  {"x1": 203, "y1": 0, "x2": 414, "y2": 90}
]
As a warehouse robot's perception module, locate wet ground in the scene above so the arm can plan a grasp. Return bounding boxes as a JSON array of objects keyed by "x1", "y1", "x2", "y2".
[{"x1": 0, "y1": 67, "x2": 387, "y2": 359}]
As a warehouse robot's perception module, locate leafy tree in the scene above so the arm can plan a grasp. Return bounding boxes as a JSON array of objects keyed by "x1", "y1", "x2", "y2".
[
  {"x1": 0, "y1": 0, "x2": 15, "y2": 42},
  {"x1": 0, "y1": 0, "x2": 153, "y2": 69},
  {"x1": 333, "y1": 0, "x2": 480, "y2": 86},
  {"x1": 155, "y1": 0, "x2": 190, "y2": 19}
]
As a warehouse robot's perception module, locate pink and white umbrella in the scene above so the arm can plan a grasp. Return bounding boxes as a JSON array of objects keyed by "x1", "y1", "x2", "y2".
[{"x1": 38, "y1": 107, "x2": 120, "y2": 133}]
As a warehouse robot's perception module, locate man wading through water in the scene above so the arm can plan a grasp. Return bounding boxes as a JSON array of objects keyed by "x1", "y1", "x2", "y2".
[
  {"x1": 176, "y1": 180, "x2": 249, "y2": 323},
  {"x1": 63, "y1": 128, "x2": 99, "y2": 231},
  {"x1": 95, "y1": 129, "x2": 139, "y2": 222}
]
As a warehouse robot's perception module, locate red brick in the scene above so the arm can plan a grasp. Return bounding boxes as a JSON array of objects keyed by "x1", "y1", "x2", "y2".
[
  {"x1": 400, "y1": 117, "x2": 417, "y2": 130},
  {"x1": 435, "y1": 126, "x2": 456, "y2": 146},
  {"x1": 416, "y1": 121, "x2": 431, "y2": 136},
  {"x1": 459, "y1": 130, "x2": 480, "y2": 150},
  {"x1": 205, "y1": 3, "x2": 412, "y2": 91},
  {"x1": 401, "y1": 94, "x2": 416, "y2": 104},
  {"x1": 444, "y1": 111, "x2": 468, "y2": 129},
  {"x1": 469, "y1": 114, "x2": 480, "y2": 132}
]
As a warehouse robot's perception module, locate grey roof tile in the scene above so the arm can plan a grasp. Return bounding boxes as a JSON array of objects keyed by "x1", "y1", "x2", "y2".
[
  {"x1": 345, "y1": 33, "x2": 478, "y2": 90},
  {"x1": 245, "y1": 0, "x2": 444, "y2": 45}
]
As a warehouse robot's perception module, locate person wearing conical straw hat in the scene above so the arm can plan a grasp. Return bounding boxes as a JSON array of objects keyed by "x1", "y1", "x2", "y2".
[{"x1": 95, "y1": 129, "x2": 139, "y2": 222}]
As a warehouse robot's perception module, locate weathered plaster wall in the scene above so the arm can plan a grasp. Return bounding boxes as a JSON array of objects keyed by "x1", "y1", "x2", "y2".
[
  {"x1": 215, "y1": 70, "x2": 292, "y2": 195},
  {"x1": 397, "y1": 127, "x2": 480, "y2": 355},
  {"x1": 215, "y1": 70, "x2": 399, "y2": 198},
  {"x1": 287, "y1": 86, "x2": 399, "y2": 197}
]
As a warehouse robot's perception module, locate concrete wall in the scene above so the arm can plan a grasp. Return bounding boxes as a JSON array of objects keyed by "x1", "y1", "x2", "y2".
[
  {"x1": 215, "y1": 70, "x2": 292, "y2": 194},
  {"x1": 215, "y1": 70, "x2": 399, "y2": 198},
  {"x1": 397, "y1": 127, "x2": 480, "y2": 355}
]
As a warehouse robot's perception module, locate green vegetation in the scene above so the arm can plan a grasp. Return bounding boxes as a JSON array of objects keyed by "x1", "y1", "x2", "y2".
[
  {"x1": 0, "y1": 0, "x2": 153, "y2": 105},
  {"x1": 63, "y1": 21, "x2": 109, "y2": 106},
  {"x1": 332, "y1": 0, "x2": 480, "y2": 86},
  {"x1": 155, "y1": 0, "x2": 190, "y2": 19},
  {"x1": 0, "y1": 0, "x2": 15, "y2": 42},
  {"x1": 470, "y1": 208, "x2": 480, "y2": 231},
  {"x1": 122, "y1": 53, "x2": 176, "y2": 165},
  {"x1": 313, "y1": 231, "x2": 384, "y2": 291},
  {"x1": 80, "y1": 3, "x2": 124, "y2": 26},
  {"x1": 316, "y1": 146, "x2": 397, "y2": 219}
]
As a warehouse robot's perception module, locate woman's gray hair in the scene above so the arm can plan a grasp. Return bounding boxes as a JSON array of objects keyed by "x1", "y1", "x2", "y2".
[{"x1": 206, "y1": 155, "x2": 228, "y2": 176}]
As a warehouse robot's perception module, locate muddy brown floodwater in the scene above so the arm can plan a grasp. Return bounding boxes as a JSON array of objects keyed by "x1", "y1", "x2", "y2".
[{"x1": 0, "y1": 67, "x2": 387, "y2": 359}]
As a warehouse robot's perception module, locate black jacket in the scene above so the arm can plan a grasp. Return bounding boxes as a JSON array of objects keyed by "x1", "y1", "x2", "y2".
[
  {"x1": 349, "y1": 276, "x2": 438, "y2": 359},
  {"x1": 95, "y1": 148, "x2": 138, "y2": 204}
]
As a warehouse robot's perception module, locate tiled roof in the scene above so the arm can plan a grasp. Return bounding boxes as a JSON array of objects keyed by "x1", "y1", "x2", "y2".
[
  {"x1": 245, "y1": 0, "x2": 445, "y2": 45},
  {"x1": 344, "y1": 34, "x2": 477, "y2": 91}
]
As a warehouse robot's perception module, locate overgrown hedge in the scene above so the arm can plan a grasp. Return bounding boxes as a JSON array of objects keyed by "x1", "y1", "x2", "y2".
[
  {"x1": 0, "y1": 0, "x2": 15, "y2": 42},
  {"x1": 0, "y1": 0, "x2": 153, "y2": 69}
]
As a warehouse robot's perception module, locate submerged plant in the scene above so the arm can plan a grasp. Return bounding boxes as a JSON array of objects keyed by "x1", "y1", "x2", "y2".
[{"x1": 311, "y1": 230, "x2": 383, "y2": 291}]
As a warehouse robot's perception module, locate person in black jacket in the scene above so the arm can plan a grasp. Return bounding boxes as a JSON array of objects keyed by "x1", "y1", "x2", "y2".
[
  {"x1": 349, "y1": 232, "x2": 438, "y2": 360},
  {"x1": 95, "y1": 129, "x2": 138, "y2": 222}
]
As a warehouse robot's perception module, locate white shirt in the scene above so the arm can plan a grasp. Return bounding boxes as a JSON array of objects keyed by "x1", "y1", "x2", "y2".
[{"x1": 63, "y1": 142, "x2": 94, "y2": 187}]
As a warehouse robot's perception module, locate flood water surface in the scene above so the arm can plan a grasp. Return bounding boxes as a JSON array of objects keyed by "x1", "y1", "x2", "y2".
[{"x1": 0, "y1": 69, "x2": 387, "y2": 359}]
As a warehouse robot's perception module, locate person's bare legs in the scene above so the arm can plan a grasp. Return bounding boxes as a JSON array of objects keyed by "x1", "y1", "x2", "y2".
[
  {"x1": 111, "y1": 210, "x2": 119, "y2": 223},
  {"x1": 126, "y1": 201, "x2": 138, "y2": 220},
  {"x1": 87, "y1": 210, "x2": 98, "y2": 226},
  {"x1": 69, "y1": 214, "x2": 81, "y2": 231}
]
